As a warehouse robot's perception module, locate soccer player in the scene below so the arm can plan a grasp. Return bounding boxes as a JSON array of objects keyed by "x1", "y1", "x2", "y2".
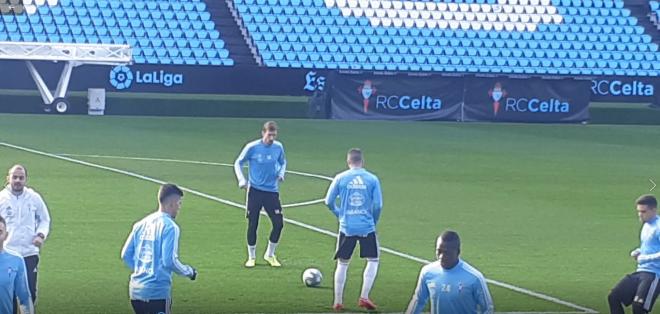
[
  {"x1": 234, "y1": 121, "x2": 287, "y2": 268},
  {"x1": 406, "y1": 230, "x2": 494, "y2": 314},
  {"x1": 608, "y1": 194, "x2": 660, "y2": 314},
  {"x1": 325, "y1": 148, "x2": 383, "y2": 311},
  {"x1": 0, "y1": 215, "x2": 34, "y2": 314},
  {"x1": 121, "y1": 184, "x2": 197, "y2": 314},
  {"x1": 0, "y1": 164, "x2": 51, "y2": 310}
]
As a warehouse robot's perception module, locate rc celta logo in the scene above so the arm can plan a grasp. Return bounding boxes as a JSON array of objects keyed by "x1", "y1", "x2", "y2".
[
  {"x1": 591, "y1": 79, "x2": 654, "y2": 97},
  {"x1": 488, "y1": 82, "x2": 571, "y2": 114},
  {"x1": 488, "y1": 82, "x2": 507, "y2": 116},
  {"x1": 109, "y1": 66, "x2": 184, "y2": 90},
  {"x1": 109, "y1": 66, "x2": 133, "y2": 90},
  {"x1": 358, "y1": 80, "x2": 376, "y2": 113}
]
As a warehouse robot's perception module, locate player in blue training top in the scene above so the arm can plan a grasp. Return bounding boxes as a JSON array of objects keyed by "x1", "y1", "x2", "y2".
[
  {"x1": 406, "y1": 230, "x2": 494, "y2": 314},
  {"x1": 121, "y1": 184, "x2": 197, "y2": 314},
  {"x1": 234, "y1": 121, "x2": 287, "y2": 268},
  {"x1": 0, "y1": 215, "x2": 33, "y2": 314},
  {"x1": 325, "y1": 148, "x2": 383, "y2": 311},
  {"x1": 609, "y1": 194, "x2": 660, "y2": 314}
]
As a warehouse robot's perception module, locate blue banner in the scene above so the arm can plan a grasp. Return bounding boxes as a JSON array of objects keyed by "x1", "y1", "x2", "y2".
[
  {"x1": 329, "y1": 72, "x2": 464, "y2": 121},
  {"x1": 463, "y1": 77, "x2": 591, "y2": 123},
  {"x1": 590, "y1": 76, "x2": 658, "y2": 103},
  {"x1": 0, "y1": 61, "x2": 328, "y2": 96}
]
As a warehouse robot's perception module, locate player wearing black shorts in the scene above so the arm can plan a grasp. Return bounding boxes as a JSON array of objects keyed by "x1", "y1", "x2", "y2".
[
  {"x1": 325, "y1": 148, "x2": 383, "y2": 311},
  {"x1": 609, "y1": 195, "x2": 660, "y2": 314},
  {"x1": 234, "y1": 121, "x2": 287, "y2": 268}
]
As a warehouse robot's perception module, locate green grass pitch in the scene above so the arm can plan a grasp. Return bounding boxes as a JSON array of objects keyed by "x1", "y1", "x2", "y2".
[{"x1": 0, "y1": 114, "x2": 658, "y2": 313}]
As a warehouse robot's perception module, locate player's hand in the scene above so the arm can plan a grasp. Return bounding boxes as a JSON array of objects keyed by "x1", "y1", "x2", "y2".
[
  {"x1": 238, "y1": 180, "x2": 247, "y2": 189},
  {"x1": 32, "y1": 235, "x2": 44, "y2": 247},
  {"x1": 278, "y1": 175, "x2": 285, "y2": 182},
  {"x1": 631, "y1": 248, "x2": 641, "y2": 260},
  {"x1": 190, "y1": 268, "x2": 197, "y2": 281}
]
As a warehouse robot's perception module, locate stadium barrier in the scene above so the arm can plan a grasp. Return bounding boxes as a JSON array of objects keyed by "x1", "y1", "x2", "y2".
[
  {"x1": 0, "y1": 61, "x2": 658, "y2": 121},
  {"x1": 329, "y1": 72, "x2": 591, "y2": 123}
]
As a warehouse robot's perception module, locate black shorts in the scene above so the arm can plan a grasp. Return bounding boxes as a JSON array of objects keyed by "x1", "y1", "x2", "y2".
[
  {"x1": 334, "y1": 232, "x2": 379, "y2": 260},
  {"x1": 611, "y1": 271, "x2": 660, "y2": 311},
  {"x1": 246, "y1": 187, "x2": 282, "y2": 219},
  {"x1": 130, "y1": 299, "x2": 171, "y2": 314}
]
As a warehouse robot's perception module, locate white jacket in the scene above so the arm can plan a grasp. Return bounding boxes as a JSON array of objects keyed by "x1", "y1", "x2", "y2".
[{"x1": 0, "y1": 186, "x2": 51, "y2": 257}]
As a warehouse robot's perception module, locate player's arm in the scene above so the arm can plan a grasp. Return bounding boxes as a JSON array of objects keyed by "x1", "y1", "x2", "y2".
[
  {"x1": 405, "y1": 267, "x2": 429, "y2": 314},
  {"x1": 473, "y1": 274, "x2": 494, "y2": 314},
  {"x1": 120, "y1": 224, "x2": 138, "y2": 269},
  {"x1": 638, "y1": 251, "x2": 660, "y2": 262},
  {"x1": 15, "y1": 257, "x2": 35, "y2": 314},
  {"x1": 162, "y1": 225, "x2": 196, "y2": 279},
  {"x1": 33, "y1": 195, "x2": 51, "y2": 245},
  {"x1": 372, "y1": 178, "x2": 383, "y2": 224},
  {"x1": 234, "y1": 144, "x2": 251, "y2": 188},
  {"x1": 278, "y1": 145, "x2": 287, "y2": 180},
  {"x1": 638, "y1": 231, "x2": 660, "y2": 262},
  {"x1": 324, "y1": 176, "x2": 340, "y2": 217}
]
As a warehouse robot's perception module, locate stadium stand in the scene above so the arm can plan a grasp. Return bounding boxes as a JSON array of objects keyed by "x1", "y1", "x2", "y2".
[
  {"x1": 1, "y1": 0, "x2": 659, "y2": 75},
  {"x1": 0, "y1": 0, "x2": 233, "y2": 66},
  {"x1": 234, "y1": 0, "x2": 660, "y2": 75}
]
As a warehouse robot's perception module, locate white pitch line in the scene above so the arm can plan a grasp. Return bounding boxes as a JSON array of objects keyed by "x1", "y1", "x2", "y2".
[
  {"x1": 4, "y1": 144, "x2": 597, "y2": 314},
  {"x1": 57, "y1": 153, "x2": 329, "y2": 209},
  {"x1": 58, "y1": 154, "x2": 335, "y2": 181}
]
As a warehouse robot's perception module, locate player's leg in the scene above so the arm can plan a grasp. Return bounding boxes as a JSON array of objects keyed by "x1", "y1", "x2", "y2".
[
  {"x1": 608, "y1": 272, "x2": 639, "y2": 314},
  {"x1": 263, "y1": 191, "x2": 284, "y2": 266},
  {"x1": 357, "y1": 232, "x2": 379, "y2": 310},
  {"x1": 334, "y1": 233, "x2": 357, "y2": 310},
  {"x1": 24, "y1": 255, "x2": 39, "y2": 304},
  {"x1": 139, "y1": 299, "x2": 169, "y2": 314},
  {"x1": 245, "y1": 188, "x2": 263, "y2": 267},
  {"x1": 130, "y1": 300, "x2": 147, "y2": 314},
  {"x1": 632, "y1": 272, "x2": 660, "y2": 314}
]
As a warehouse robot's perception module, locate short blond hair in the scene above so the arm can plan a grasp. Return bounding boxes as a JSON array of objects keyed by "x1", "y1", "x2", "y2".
[{"x1": 262, "y1": 121, "x2": 278, "y2": 132}]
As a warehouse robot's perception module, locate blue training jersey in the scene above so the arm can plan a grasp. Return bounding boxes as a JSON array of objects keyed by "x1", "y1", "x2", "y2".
[
  {"x1": 0, "y1": 249, "x2": 33, "y2": 314},
  {"x1": 324, "y1": 167, "x2": 383, "y2": 236},
  {"x1": 121, "y1": 211, "x2": 195, "y2": 301},
  {"x1": 407, "y1": 260, "x2": 494, "y2": 314},
  {"x1": 637, "y1": 215, "x2": 660, "y2": 275},
  {"x1": 234, "y1": 139, "x2": 287, "y2": 193}
]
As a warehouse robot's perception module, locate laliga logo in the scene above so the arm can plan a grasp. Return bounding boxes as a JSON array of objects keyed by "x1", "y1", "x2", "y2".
[
  {"x1": 358, "y1": 80, "x2": 376, "y2": 113},
  {"x1": 109, "y1": 66, "x2": 184, "y2": 90},
  {"x1": 488, "y1": 82, "x2": 507, "y2": 116},
  {"x1": 109, "y1": 66, "x2": 133, "y2": 90}
]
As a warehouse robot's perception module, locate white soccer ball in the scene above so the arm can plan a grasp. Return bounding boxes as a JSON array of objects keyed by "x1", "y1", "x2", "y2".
[{"x1": 302, "y1": 268, "x2": 323, "y2": 287}]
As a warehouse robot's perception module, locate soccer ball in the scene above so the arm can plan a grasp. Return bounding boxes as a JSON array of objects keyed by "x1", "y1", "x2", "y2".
[{"x1": 302, "y1": 268, "x2": 323, "y2": 287}]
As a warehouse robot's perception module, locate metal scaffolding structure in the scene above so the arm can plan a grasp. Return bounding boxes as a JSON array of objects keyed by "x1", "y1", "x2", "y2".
[{"x1": 0, "y1": 41, "x2": 132, "y2": 113}]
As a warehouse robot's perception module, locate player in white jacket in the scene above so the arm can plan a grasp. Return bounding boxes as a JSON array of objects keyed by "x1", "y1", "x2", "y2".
[{"x1": 0, "y1": 165, "x2": 51, "y2": 309}]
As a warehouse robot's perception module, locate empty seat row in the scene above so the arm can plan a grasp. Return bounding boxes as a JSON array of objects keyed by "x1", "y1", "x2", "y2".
[{"x1": 0, "y1": 0, "x2": 233, "y2": 66}]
